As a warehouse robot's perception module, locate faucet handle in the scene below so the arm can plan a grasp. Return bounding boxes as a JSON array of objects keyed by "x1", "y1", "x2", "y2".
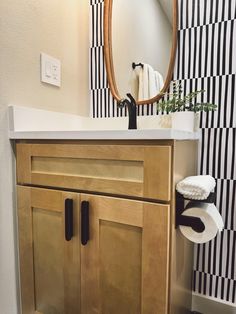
[
  {"x1": 117, "y1": 99, "x2": 127, "y2": 109},
  {"x1": 117, "y1": 98, "x2": 131, "y2": 108},
  {"x1": 126, "y1": 93, "x2": 136, "y2": 106}
]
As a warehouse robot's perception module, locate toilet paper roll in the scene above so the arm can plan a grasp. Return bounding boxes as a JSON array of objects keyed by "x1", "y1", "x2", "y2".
[{"x1": 179, "y1": 202, "x2": 224, "y2": 244}]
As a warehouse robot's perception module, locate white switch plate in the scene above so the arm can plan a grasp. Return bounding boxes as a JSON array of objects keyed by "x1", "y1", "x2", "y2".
[{"x1": 40, "y1": 53, "x2": 61, "y2": 87}]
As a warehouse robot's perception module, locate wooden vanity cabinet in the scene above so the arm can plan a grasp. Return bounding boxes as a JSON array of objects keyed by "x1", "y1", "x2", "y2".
[
  {"x1": 16, "y1": 140, "x2": 197, "y2": 314},
  {"x1": 17, "y1": 187, "x2": 80, "y2": 314},
  {"x1": 80, "y1": 194, "x2": 170, "y2": 314}
]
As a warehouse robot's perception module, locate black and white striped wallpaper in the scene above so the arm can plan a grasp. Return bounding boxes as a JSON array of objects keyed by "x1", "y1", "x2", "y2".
[{"x1": 90, "y1": 0, "x2": 236, "y2": 304}]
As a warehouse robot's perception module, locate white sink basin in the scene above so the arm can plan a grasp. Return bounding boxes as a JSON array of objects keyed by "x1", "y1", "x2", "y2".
[
  {"x1": 8, "y1": 105, "x2": 199, "y2": 140},
  {"x1": 84, "y1": 115, "x2": 166, "y2": 131},
  {"x1": 8, "y1": 105, "x2": 166, "y2": 132}
]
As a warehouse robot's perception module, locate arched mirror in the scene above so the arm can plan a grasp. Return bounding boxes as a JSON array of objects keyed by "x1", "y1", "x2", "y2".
[{"x1": 104, "y1": 0, "x2": 178, "y2": 105}]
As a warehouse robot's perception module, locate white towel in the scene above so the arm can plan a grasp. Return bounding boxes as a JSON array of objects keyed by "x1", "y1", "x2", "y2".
[
  {"x1": 138, "y1": 64, "x2": 149, "y2": 100},
  {"x1": 176, "y1": 175, "x2": 216, "y2": 200},
  {"x1": 154, "y1": 71, "x2": 164, "y2": 93},
  {"x1": 148, "y1": 65, "x2": 157, "y2": 98},
  {"x1": 138, "y1": 64, "x2": 164, "y2": 100},
  {"x1": 137, "y1": 64, "x2": 156, "y2": 100},
  {"x1": 129, "y1": 70, "x2": 139, "y2": 100}
]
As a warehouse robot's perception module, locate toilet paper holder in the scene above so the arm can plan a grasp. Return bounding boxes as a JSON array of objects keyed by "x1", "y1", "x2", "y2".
[{"x1": 175, "y1": 191, "x2": 216, "y2": 233}]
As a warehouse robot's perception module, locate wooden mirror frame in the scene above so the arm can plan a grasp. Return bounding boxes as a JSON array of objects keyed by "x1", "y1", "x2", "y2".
[{"x1": 104, "y1": 0, "x2": 178, "y2": 105}]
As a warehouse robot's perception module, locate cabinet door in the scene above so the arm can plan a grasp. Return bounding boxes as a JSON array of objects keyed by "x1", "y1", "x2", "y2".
[
  {"x1": 80, "y1": 194, "x2": 170, "y2": 314},
  {"x1": 17, "y1": 186, "x2": 80, "y2": 314}
]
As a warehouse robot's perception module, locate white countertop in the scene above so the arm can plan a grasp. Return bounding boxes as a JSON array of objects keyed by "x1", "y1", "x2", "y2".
[
  {"x1": 8, "y1": 105, "x2": 200, "y2": 141},
  {"x1": 9, "y1": 129, "x2": 199, "y2": 140}
]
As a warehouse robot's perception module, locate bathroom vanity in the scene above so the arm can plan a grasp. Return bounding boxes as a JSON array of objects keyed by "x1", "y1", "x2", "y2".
[
  {"x1": 10, "y1": 105, "x2": 198, "y2": 314},
  {"x1": 15, "y1": 139, "x2": 197, "y2": 314}
]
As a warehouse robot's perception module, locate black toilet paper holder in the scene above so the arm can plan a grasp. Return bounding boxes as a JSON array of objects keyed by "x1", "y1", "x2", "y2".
[{"x1": 175, "y1": 191, "x2": 216, "y2": 233}]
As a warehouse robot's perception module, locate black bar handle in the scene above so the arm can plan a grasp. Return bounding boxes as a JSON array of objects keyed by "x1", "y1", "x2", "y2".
[
  {"x1": 81, "y1": 201, "x2": 90, "y2": 246},
  {"x1": 65, "y1": 199, "x2": 74, "y2": 241}
]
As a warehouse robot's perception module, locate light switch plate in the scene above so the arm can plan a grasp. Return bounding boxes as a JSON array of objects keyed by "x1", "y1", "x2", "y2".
[{"x1": 40, "y1": 53, "x2": 61, "y2": 87}]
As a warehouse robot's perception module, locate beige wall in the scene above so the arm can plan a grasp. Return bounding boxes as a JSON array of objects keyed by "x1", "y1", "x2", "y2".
[
  {"x1": 0, "y1": 1, "x2": 90, "y2": 313},
  {"x1": 0, "y1": 0, "x2": 90, "y2": 115}
]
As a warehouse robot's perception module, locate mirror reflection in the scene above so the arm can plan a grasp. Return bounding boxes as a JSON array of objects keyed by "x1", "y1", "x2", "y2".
[{"x1": 111, "y1": 0, "x2": 174, "y2": 103}]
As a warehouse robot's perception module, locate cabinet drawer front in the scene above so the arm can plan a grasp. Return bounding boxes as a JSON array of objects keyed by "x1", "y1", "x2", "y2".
[{"x1": 17, "y1": 143, "x2": 172, "y2": 201}]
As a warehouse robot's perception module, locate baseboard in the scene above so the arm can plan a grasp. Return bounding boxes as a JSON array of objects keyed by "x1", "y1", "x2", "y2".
[{"x1": 192, "y1": 292, "x2": 236, "y2": 314}]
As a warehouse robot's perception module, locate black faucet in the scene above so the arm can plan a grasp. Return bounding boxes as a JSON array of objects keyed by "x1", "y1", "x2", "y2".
[{"x1": 117, "y1": 93, "x2": 137, "y2": 130}]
